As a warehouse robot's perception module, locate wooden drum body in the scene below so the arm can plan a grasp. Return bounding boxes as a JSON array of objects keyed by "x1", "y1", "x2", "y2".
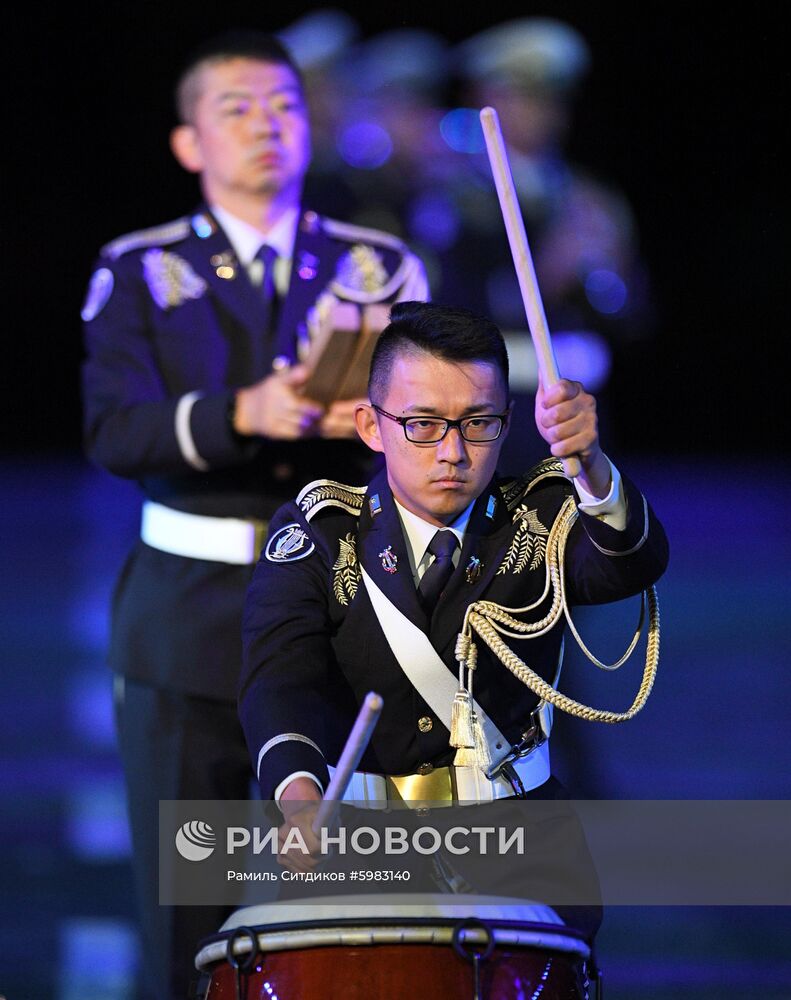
[{"x1": 195, "y1": 895, "x2": 594, "y2": 999}]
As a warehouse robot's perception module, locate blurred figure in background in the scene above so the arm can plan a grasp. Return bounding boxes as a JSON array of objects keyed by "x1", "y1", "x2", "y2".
[
  {"x1": 302, "y1": 18, "x2": 654, "y2": 472},
  {"x1": 448, "y1": 17, "x2": 654, "y2": 469},
  {"x1": 81, "y1": 28, "x2": 427, "y2": 998},
  {"x1": 277, "y1": 7, "x2": 362, "y2": 216},
  {"x1": 297, "y1": 25, "x2": 456, "y2": 296}
]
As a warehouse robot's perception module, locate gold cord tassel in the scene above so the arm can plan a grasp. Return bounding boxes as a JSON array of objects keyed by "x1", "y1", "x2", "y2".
[
  {"x1": 453, "y1": 746, "x2": 479, "y2": 767},
  {"x1": 473, "y1": 717, "x2": 492, "y2": 771},
  {"x1": 452, "y1": 631, "x2": 488, "y2": 769},
  {"x1": 449, "y1": 689, "x2": 475, "y2": 750}
]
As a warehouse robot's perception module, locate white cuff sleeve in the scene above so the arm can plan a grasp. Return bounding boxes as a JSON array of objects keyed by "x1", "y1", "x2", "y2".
[
  {"x1": 174, "y1": 391, "x2": 210, "y2": 470},
  {"x1": 274, "y1": 771, "x2": 324, "y2": 810},
  {"x1": 574, "y1": 455, "x2": 627, "y2": 531}
]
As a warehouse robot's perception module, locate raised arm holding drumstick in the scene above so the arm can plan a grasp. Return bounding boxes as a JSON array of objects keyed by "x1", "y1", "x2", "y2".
[{"x1": 481, "y1": 106, "x2": 615, "y2": 500}]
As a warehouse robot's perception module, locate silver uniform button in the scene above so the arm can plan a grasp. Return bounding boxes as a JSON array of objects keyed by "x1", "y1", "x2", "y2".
[
  {"x1": 417, "y1": 763, "x2": 434, "y2": 776},
  {"x1": 418, "y1": 716, "x2": 433, "y2": 734}
]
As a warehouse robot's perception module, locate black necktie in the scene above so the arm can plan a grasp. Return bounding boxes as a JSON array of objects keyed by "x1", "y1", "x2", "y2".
[
  {"x1": 418, "y1": 530, "x2": 459, "y2": 612},
  {"x1": 255, "y1": 244, "x2": 278, "y2": 332}
]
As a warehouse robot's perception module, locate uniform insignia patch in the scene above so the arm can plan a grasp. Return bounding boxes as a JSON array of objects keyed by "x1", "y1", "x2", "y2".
[
  {"x1": 332, "y1": 533, "x2": 359, "y2": 605},
  {"x1": 496, "y1": 506, "x2": 550, "y2": 575},
  {"x1": 369, "y1": 493, "x2": 382, "y2": 517},
  {"x1": 486, "y1": 495, "x2": 497, "y2": 519},
  {"x1": 265, "y1": 523, "x2": 315, "y2": 563},
  {"x1": 335, "y1": 244, "x2": 388, "y2": 293},
  {"x1": 191, "y1": 213, "x2": 216, "y2": 239},
  {"x1": 142, "y1": 248, "x2": 208, "y2": 310},
  {"x1": 81, "y1": 268, "x2": 114, "y2": 322},
  {"x1": 379, "y1": 546, "x2": 398, "y2": 573}
]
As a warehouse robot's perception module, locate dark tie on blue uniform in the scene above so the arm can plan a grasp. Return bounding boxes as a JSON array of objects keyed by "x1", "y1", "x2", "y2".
[
  {"x1": 255, "y1": 244, "x2": 278, "y2": 333},
  {"x1": 418, "y1": 530, "x2": 459, "y2": 612}
]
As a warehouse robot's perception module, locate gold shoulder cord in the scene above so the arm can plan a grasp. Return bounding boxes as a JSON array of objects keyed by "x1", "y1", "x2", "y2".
[{"x1": 456, "y1": 497, "x2": 660, "y2": 723}]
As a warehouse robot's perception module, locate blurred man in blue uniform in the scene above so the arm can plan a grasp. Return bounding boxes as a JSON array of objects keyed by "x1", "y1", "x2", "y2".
[{"x1": 81, "y1": 29, "x2": 427, "y2": 1000}]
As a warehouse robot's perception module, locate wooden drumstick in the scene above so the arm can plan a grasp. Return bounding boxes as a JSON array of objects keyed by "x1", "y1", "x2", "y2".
[
  {"x1": 312, "y1": 691, "x2": 383, "y2": 832},
  {"x1": 480, "y1": 106, "x2": 582, "y2": 479}
]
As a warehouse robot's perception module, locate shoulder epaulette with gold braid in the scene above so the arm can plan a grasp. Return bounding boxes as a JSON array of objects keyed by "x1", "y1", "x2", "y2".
[
  {"x1": 499, "y1": 458, "x2": 569, "y2": 511},
  {"x1": 296, "y1": 479, "x2": 367, "y2": 521},
  {"x1": 320, "y1": 216, "x2": 409, "y2": 253},
  {"x1": 101, "y1": 217, "x2": 191, "y2": 261}
]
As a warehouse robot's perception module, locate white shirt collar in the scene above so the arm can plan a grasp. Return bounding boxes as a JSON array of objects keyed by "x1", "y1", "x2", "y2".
[
  {"x1": 394, "y1": 497, "x2": 475, "y2": 581},
  {"x1": 210, "y1": 204, "x2": 299, "y2": 266}
]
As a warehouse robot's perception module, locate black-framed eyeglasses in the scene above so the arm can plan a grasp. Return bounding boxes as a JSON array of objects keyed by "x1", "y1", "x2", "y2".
[{"x1": 371, "y1": 404, "x2": 508, "y2": 444}]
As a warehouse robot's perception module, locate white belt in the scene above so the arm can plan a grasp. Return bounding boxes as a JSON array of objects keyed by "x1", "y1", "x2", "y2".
[
  {"x1": 328, "y1": 743, "x2": 550, "y2": 810},
  {"x1": 140, "y1": 500, "x2": 267, "y2": 565}
]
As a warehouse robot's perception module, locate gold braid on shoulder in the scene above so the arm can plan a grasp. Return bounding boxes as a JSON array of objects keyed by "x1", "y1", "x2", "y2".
[{"x1": 455, "y1": 497, "x2": 660, "y2": 724}]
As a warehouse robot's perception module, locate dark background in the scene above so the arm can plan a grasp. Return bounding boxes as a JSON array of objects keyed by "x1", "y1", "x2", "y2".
[
  {"x1": 2, "y1": 7, "x2": 789, "y2": 998},
  {"x1": 5, "y1": 3, "x2": 784, "y2": 458}
]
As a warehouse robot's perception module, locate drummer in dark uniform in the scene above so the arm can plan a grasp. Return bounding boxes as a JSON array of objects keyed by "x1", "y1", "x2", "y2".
[
  {"x1": 240, "y1": 302, "x2": 668, "y2": 915},
  {"x1": 81, "y1": 29, "x2": 428, "y2": 1000}
]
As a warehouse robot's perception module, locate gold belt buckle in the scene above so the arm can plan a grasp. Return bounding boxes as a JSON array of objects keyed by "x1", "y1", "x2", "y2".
[{"x1": 386, "y1": 767, "x2": 454, "y2": 806}]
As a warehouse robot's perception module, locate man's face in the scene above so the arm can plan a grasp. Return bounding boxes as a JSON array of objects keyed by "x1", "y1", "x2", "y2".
[
  {"x1": 173, "y1": 58, "x2": 311, "y2": 207},
  {"x1": 360, "y1": 350, "x2": 510, "y2": 526}
]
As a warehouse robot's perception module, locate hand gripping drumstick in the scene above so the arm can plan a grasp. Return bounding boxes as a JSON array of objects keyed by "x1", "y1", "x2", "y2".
[
  {"x1": 312, "y1": 691, "x2": 383, "y2": 833},
  {"x1": 480, "y1": 106, "x2": 582, "y2": 479}
]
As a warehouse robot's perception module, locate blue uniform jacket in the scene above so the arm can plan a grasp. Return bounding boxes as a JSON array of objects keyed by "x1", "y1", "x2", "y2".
[
  {"x1": 240, "y1": 460, "x2": 669, "y2": 798},
  {"x1": 81, "y1": 207, "x2": 428, "y2": 698}
]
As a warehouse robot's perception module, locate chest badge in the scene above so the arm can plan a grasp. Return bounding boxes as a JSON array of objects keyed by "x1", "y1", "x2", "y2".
[
  {"x1": 333, "y1": 533, "x2": 360, "y2": 606},
  {"x1": 497, "y1": 506, "x2": 549, "y2": 575},
  {"x1": 210, "y1": 250, "x2": 237, "y2": 280},
  {"x1": 486, "y1": 495, "x2": 497, "y2": 519},
  {"x1": 142, "y1": 249, "x2": 208, "y2": 309},
  {"x1": 369, "y1": 493, "x2": 382, "y2": 517},
  {"x1": 465, "y1": 556, "x2": 483, "y2": 584},
  {"x1": 379, "y1": 546, "x2": 398, "y2": 574}
]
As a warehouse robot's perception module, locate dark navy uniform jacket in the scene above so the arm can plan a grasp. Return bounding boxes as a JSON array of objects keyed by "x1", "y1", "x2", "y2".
[
  {"x1": 240, "y1": 460, "x2": 669, "y2": 799},
  {"x1": 81, "y1": 207, "x2": 428, "y2": 699}
]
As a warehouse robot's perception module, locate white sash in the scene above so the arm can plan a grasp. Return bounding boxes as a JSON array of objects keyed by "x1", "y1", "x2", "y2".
[{"x1": 361, "y1": 567, "x2": 515, "y2": 772}]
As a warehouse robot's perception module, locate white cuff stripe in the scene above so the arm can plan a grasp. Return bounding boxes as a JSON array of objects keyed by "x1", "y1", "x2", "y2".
[
  {"x1": 175, "y1": 391, "x2": 209, "y2": 471},
  {"x1": 257, "y1": 733, "x2": 324, "y2": 780},
  {"x1": 589, "y1": 495, "x2": 650, "y2": 557},
  {"x1": 273, "y1": 771, "x2": 324, "y2": 808}
]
